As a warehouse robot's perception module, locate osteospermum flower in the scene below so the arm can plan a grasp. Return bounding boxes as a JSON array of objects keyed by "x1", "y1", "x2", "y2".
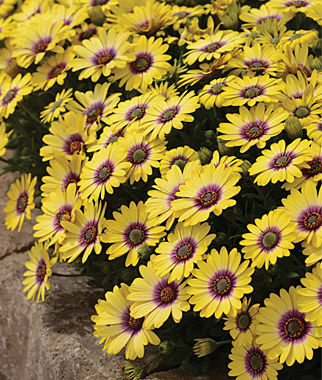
[
  {"x1": 147, "y1": 82, "x2": 179, "y2": 100},
  {"x1": 107, "y1": 92, "x2": 161, "y2": 133},
  {"x1": 33, "y1": 184, "x2": 81, "y2": 246},
  {"x1": 72, "y1": 28, "x2": 129, "y2": 82},
  {"x1": 40, "y1": 112, "x2": 96, "y2": 161},
  {"x1": 151, "y1": 222, "x2": 216, "y2": 282},
  {"x1": 240, "y1": 209, "x2": 296, "y2": 270},
  {"x1": 187, "y1": 247, "x2": 254, "y2": 318},
  {"x1": 184, "y1": 30, "x2": 243, "y2": 65},
  {"x1": 4, "y1": 173, "x2": 37, "y2": 232},
  {"x1": 302, "y1": 241, "x2": 322, "y2": 266},
  {"x1": 12, "y1": 13, "x2": 68, "y2": 68},
  {"x1": 78, "y1": 144, "x2": 131, "y2": 201},
  {"x1": 159, "y1": 146, "x2": 199, "y2": 178},
  {"x1": 239, "y1": 4, "x2": 292, "y2": 28},
  {"x1": 211, "y1": 151, "x2": 243, "y2": 173},
  {"x1": 68, "y1": 82, "x2": 121, "y2": 128},
  {"x1": 248, "y1": 139, "x2": 311, "y2": 186},
  {"x1": 143, "y1": 91, "x2": 200, "y2": 141},
  {"x1": 119, "y1": 132, "x2": 166, "y2": 184},
  {"x1": 222, "y1": 75, "x2": 284, "y2": 107},
  {"x1": 171, "y1": 163, "x2": 241, "y2": 226},
  {"x1": 297, "y1": 263, "x2": 322, "y2": 324},
  {"x1": 40, "y1": 153, "x2": 84, "y2": 196},
  {"x1": 278, "y1": 45, "x2": 314, "y2": 78},
  {"x1": 22, "y1": 242, "x2": 55, "y2": 302},
  {"x1": 0, "y1": 73, "x2": 33, "y2": 119},
  {"x1": 40, "y1": 88, "x2": 73, "y2": 123},
  {"x1": 218, "y1": 104, "x2": 288, "y2": 153},
  {"x1": 267, "y1": 0, "x2": 313, "y2": 13},
  {"x1": 128, "y1": 263, "x2": 190, "y2": 329},
  {"x1": 87, "y1": 125, "x2": 125, "y2": 153},
  {"x1": 92, "y1": 284, "x2": 160, "y2": 360},
  {"x1": 199, "y1": 77, "x2": 235, "y2": 109},
  {"x1": 256, "y1": 286, "x2": 321, "y2": 366},
  {"x1": 60, "y1": 200, "x2": 107, "y2": 263},
  {"x1": 113, "y1": 35, "x2": 171, "y2": 92},
  {"x1": 146, "y1": 162, "x2": 200, "y2": 230},
  {"x1": 282, "y1": 141, "x2": 322, "y2": 191},
  {"x1": 282, "y1": 181, "x2": 322, "y2": 248},
  {"x1": 0, "y1": 120, "x2": 12, "y2": 157},
  {"x1": 224, "y1": 298, "x2": 260, "y2": 347},
  {"x1": 32, "y1": 49, "x2": 75, "y2": 91},
  {"x1": 101, "y1": 201, "x2": 166, "y2": 267},
  {"x1": 228, "y1": 341, "x2": 283, "y2": 380},
  {"x1": 305, "y1": 120, "x2": 322, "y2": 145}
]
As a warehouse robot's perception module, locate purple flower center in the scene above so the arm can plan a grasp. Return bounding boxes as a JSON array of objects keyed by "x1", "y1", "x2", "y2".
[
  {"x1": 122, "y1": 307, "x2": 144, "y2": 334},
  {"x1": 245, "y1": 59, "x2": 269, "y2": 72},
  {"x1": 203, "y1": 41, "x2": 225, "y2": 53},
  {"x1": 85, "y1": 102, "x2": 105, "y2": 124},
  {"x1": 2, "y1": 88, "x2": 18, "y2": 105},
  {"x1": 271, "y1": 152, "x2": 294, "y2": 169},
  {"x1": 258, "y1": 228, "x2": 281, "y2": 252},
  {"x1": 95, "y1": 161, "x2": 114, "y2": 184},
  {"x1": 159, "y1": 107, "x2": 179, "y2": 123},
  {"x1": 80, "y1": 222, "x2": 98, "y2": 246},
  {"x1": 285, "y1": 0, "x2": 309, "y2": 8},
  {"x1": 172, "y1": 238, "x2": 196, "y2": 262},
  {"x1": 127, "y1": 105, "x2": 147, "y2": 121},
  {"x1": 242, "y1": 121, "x2": 267, "y2": 140},
  {"x1": 245, "y1": 347, "x2": 267, "y2": 376},
  {"x1": 278, "y1": 309, "x2": 310, "y2": 342},
  {"x1": 94, "y1": 48, "x2": 116, "y2": 66},
  {"x1": 124, "y1": 223, "x2": 147, "y2": 248},
  {"x1": 32, "y1": 37, "x2": 52, "y2": 53},
  {"x1": 129, "y1": 53, "x2": 153, "y2": 74},
  {"x1": 16, "y1": 192, "x2": 28, "y2": 214},
  {"x1": 236, "y1": 312, "x2": 251, "y2": 331},
  {"x1": 195, "y1": 185, "x2": 222, "y2": 209},
  {"x1": 154, "y1": 279, "x2": 179, "y2": 306},
  {"x1": 63, "y1": 172, "x2": 80, "y2": 190},
  {"x1": 302, "y1": 211, "x2": 322, "y2": 231},
  {"x1": 48, "y1": 62, "x2": 66, "y2": 79},
  {"x1": 209, "y1": 82, "x2": 225, "y2": 95},
  {"x1": 36, "y1": 259, "x2": 47, "y2": 284},
  {"x1": 210, "y1": 270, "x2": 236, "y2": 299},
  {"x1": 301, "y1": 157, "x2": 322, "y2": 178},
  {"x1": 63, "y1": 134, "x2": 84, "y2": 156},
  {"x1": 169, "y1": 155, "x2": 189, "y2": 171},
  {"x1": 54, "y1": 205, "x2": 72, "y2": 231},
  {"x1": 104, "y1": 130, "x2": 124, "y2": 146},
  {"x1": 256, "y1": 15, "x2": 281, "y2": 24},
  {"x1": 242, "y1": 85, "x2": 264, "y2": 99},
  {"x1": 127, "y1": 143, "x2": 150, "y2": 165}
]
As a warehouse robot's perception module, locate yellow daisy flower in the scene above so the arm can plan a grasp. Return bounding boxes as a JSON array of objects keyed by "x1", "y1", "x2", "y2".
[
  {"x1": 119, "y1": 132, "x2": 166, "y2": 185},
  {"x1": 51, "y1": 3, "x2": 87, "y2": 29},
  {"x1": 40, "y1": 88, "x2": 73, "y2": 123},
  {"x1": 72, "y1": 28, "x2": 129, "y2": 82},
  {"x1": 228, "y1": 341, "x2": 283, "y2": 380},
  {"x1": 0, "y1": 120, "x2": 12, "y2": 157},
  {"x1": 87, "y1": 125, "x2": 124, "y2": 153},
  {"x1": 32, "y1": 48, "x2": 75, "y2": 91},
  {"x1": 171, "y1": 163, "x2": 241, "y2": 226},
  {"x1": 239, "y1": 4, "x2": 293, "y2": 28},
  {"x1": 210, "y1": 151, "x2": 243, "y2": 173},
  {"x1": 147, "y1": 82, "x2": 179, "y2": 101},
  {"x1": 282, "y1": 181, "x2": 322, "y2": 248},
  {"x1": 33, "y1": 183, "x2": 81, "y2": 246},
  {"x1": 128, "y1": 262, "x2": 190, "y2": 329},
  {"x1": 143, "y1": 91, "x2": 200, "y2": 141},
  {"x1": 78, "y1": 143, "x2": 131, "y2": 201},
  {"x1": 101, "y1": 201, "x2": 166, "y2": 267},
  {"x1": 297, "y1": 263, "x2": 322, "y2": 324},
  {"x1": 282, "y1": 141, "x2": 322, "y2": 191},
  {"x1": 267, "y1": 0, "x2": 314, "y2": 13},
  {"x1": 106, "y1": 92, "x2": 161, "y2": 133},
  {"x1": 60, "y1": 199, "x2": 107, "y2": 263},
  {"x1": 223, "y1": 298, "x2": 260, "y2": 347},
  {"x1": 305, "y1": 120, "x2": 322, "y2": 145},
  {"x1": 303, "y1": 1, "x2": 322, "y2": 24},
  {"x1": 151, "y1": 221, "x2": 216, "y2": 282},
  {"x1": 113, "y1": 35, "x2": 171, "y2": 92},
  {"x1": 4, "y1": 173, "x2": 37, "y2": 232},
  {"x1": 159, "y1": 145, "x2": 199, "y2": 178},
  {"x1": 222, "y1": 75, "x2": 284, "y2": 107},
  {"x1": 40, "y1": 153, "x2": 84, "y2": 196},
  {"x1": 92, "y1": 283, "x2": 160, "y2": 360},
  {"x1": 302, "y1": 241, "x2": 322, "y2": 266},
  {"x1": 0, "y1": 0, "x2": 15, "y2": 17},
  {"x1": 74, "y1": 23, "x2": 98, "y2": 44},
  {"x1": 0, "y1": 73, "x2": 33, "y2": 119},
  {"x1": 225, "y1": 43, "x2": 281, "y2": 77},
  {"x1": 146, "y1": 161, "x2": 200, "y2": 230},
  {"x1": 0, "y1": 17, "x2": 14, "y2": 41},
  {"x1": 199, "y1": 77, "x2": 235, "y2": 109},
  {"x1": 248, "y1": 138, "x2": 311, "y2": 186},
  {"x1": 13, "y1": 0, "x2": 50, "y2": 22},
  {"x1": 256, "y1": 286, "x2": 321, "y2": 366},
  {"x1": 22, "y1": 241, "x2": 55, "y2": 302},
  {"x1": 187, "y1": 247, "x2": 254, "y2": 318},
  {"x1": 240, "y1": 209, "x2": 296, "y2": 270},
  {"x1": 218, "y1": 104, "x2": 288, "y2": 153},
  {"x1": 12, "y1": 13, "x2": 69, "y2": 68},
  {"x1": 278, "y1": 45, "x2": 314, "y2": 78},
  {"x1": 40, "y1": 112, "x2": 96, "y2": 161},
  {"x1": 184, "y1": 30, "x2": 244, "y2": 65},
  {"x1": 76, "y1": 0, "x2": 118, "y2": 13},
  {"x1": 280, "y1": 29, "x2": 318, "y2": 48},
  {"x1": 68, "y1": 82, "x2": 121, "y2": 128}
]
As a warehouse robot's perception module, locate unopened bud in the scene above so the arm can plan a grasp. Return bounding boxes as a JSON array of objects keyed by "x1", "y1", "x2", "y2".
[
  {"x1": 34, "y1": 195, "x2": 42, "y2": 209},
  {"x1": 198, "y1": 147, "x2": 212, "y2": 164},
  {"x1": 159, "y1": 340, "x2": 175, "y2": 355},
  {"x1": 311, "y1": 57, "x2": 322, "y2": 71},
  {"x1": 204, "y1": 130, "x2": 217, "y2": 144},
  {"x1": 240, "y1": 160, "x2": 252, "y2": 176},
  {"x1": 193, "y1": 338, "x2": 231, "y2": 358},
  {"x1": 87, "y1": 6, "x2": 105, "y2": 26},
  {"x1": 137, "y1": 243, "x2": 152, "y2": 259},
  {"x1": 215, "y1": 232, "x2": 228, "y2": 245},
  {"x1": 285, "y1": 116, "x2": 303, "y2": 139},
  {"x1": 217, "y1": 137, "x2": 232, "y2": 155}
]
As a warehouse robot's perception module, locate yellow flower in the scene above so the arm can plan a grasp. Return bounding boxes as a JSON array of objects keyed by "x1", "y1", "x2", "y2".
[
  {"x1": 302, "y1": 241, "x2": 322, "y2": 266},
  {"x1": 4, "y1": 173, "x2": 37, "y2": 232},
  {"x1": 0, "y1": 120, "x2": 12, "y2": 157},
  {"x1": 199, "y1": 77, "x2": 235, "y2": 109},
  {"x1": 113, "y1": 35, "x2": 171, "y2": 92},
  {"x1": 101, "y1": 201, "x2": 166, "y2": 267},
  {"x1": 22, "y1": 241, "x2": 55, "y2": 302},
  {"x1": 159, "y1": 145, "x2": 199, "y2": 178},
  {"x1": 240, "y1": 209, "x2": 296, "y2": 270},
  {"x1": 92, "y1": 283, "x2": 160, "y2": 360},
  {"x1": 40, "y1": 89, "x2": 73, "y2": 123},
  {"x1": 239, "y1": 4, "x2": 292, "y2": 28},
  {"x1": 187, "y1": 247, "x2": 254, "y2": 318},
  {"x1": 248, "y1": 138, "x2": 311, "y2": 186}
]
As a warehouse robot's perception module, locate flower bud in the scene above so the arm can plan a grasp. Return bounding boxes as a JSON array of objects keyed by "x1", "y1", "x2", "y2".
[
  {"x1": 193, "y1": 338, "x2": 217, "y2": 357},
  {"x1": 240, "y1": 160, "x2": 252, "y2": 176},
  {"x1": 87, "y1": 6, "x2": 105, "y2": 26},
  {"x1": 198, "y1": 147, "x2": 212, "y2": 164},
  {"x1": 137, "y1": 243, "x2": 152, "y2": 259},
  {"x1": 159, "y1": 340, "x2": 175, "y2": 355},
  {"x1": 123, "y1": 361, "x2": 144, "y2": 380},
  {"x1": 204, "y1": 130, "x2": 217, "y2": 144},
  {"x1": 217, "y1": 137, "x2": 232, "y2": 155},
  {"x1": 215, "y1": 232, "x2": 228, "y2": 245},
  {"x1": 284, "y1": 116, "x2": 303, "y2": 139},
  {"x1": 311, "y1": 57, "x2": 322, "y2": 71}
]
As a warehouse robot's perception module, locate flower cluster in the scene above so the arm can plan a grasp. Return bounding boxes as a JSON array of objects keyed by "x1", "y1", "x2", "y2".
[{"x1": 1, "y1": 0, "x2": 321, "y2": 377}]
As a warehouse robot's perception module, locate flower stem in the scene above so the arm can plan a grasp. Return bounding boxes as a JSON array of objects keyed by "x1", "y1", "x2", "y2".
[
  {"x1": 52, "y1": 271, "x2": 84, "y2": 277},
  {"x1": 0, "y1": 156, "x2": 26, "y2": 172},
  {"x1": 143, "y1": 352, "x2": 162, "y2": 370}
]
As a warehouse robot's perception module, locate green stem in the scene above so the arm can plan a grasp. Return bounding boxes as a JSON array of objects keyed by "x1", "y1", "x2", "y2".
[
  {"x1": 19, "y1": 104, "x2": 43, "y2": 127},
  {"x1": 143, "y1": 352, "x2": 162, "y2": 370},
  {"x1": 0, "y1": 156, "x2": 26, "y2": 172},
  {"x1": 52, "y1": 271, "x2": 84, "y2": 277}
]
